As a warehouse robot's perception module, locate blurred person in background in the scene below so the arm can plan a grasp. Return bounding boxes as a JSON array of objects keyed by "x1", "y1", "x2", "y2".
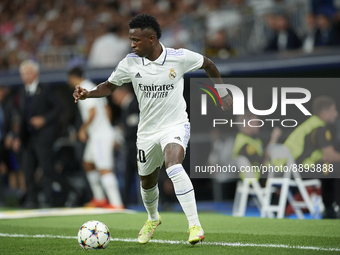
[
  {"x1": 233, "y1": 111, "x2": 282, "y2": 175},
  {"x1": 0, "y1": 85, "x2": 26, "y2": 206},
  {"x1": 232, "y1": 112, "x2": 282, "y2": 212},
  {"x1": 0, "y1": 86, "x2": 7, "y2": 164},
  {"x1": 203, "y1": 30, "x2": 235, "y2": 59},
  {"x1": 18, "y1": 60, "x2": 62, "y2": 208},
  {"x1": 265, "y1": 12, "x2": 302, "y2": 52},
  {"x1": 314, "y1": 13, "x2": 340, "y2": 47},
  {"x1": 312, "y1": 0, "x2": 338, "y2": 20},
  {"x1": 68, "y1": 66, "x2": 124, "y2": 209},
  {"x1": 0, "y1": 0, "x2": 338, "y2": 72},
  {"x1": 284, "y1": 96, "x2": 340, "y2": 219},
  {"x1": 88, "y1": 24, "x2": 130, "y2": 68},
  {"x1": 0, "y1": 85, "x2": 8, "y2": 205},
  {"x1": 4, "y1": 114, "x2": 25, "y2": 203},
  {"x1": 112, "y1": 84, "x2": 139, "y2": 207},
  {"x1": 302, "y1": 13, "x2": 317, "y2": 53}
]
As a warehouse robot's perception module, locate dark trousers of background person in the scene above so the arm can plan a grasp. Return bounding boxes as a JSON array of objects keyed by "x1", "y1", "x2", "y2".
[
  {"x1": 123, "y1": 142, "x2": 138, "y2": 206},
  {"x1": 22, "y1": 137, "x2": 56, "y2": 208},
  {"x1": 321, "y1": 178, "x2": 340, "y2": 218}
]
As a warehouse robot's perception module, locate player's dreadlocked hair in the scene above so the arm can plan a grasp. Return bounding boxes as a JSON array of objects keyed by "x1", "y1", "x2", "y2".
[{"x1": 129, "y1": 14, "x2": 162, "y2": 39}]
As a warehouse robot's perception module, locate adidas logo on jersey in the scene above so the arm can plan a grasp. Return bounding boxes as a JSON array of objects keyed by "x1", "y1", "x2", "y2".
[
  {"x1": 174, "y1": 137, "x2": 181, "y2": 141},
  {"x1": 135, "y1": 72, "x2": 142, "y2": 78}
]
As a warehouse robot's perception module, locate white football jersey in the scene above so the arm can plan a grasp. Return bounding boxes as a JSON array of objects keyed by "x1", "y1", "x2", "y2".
[
  {"x1": 108, "y1": 43, "x2": 203, "y2": 136},
  {"x1": 78, "y1": 79, "x2": 114, "y2": 137}
]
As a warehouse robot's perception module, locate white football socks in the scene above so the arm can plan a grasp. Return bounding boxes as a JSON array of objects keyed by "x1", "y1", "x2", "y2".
[
  {"x1": 166, "y1": 164, "x2": 201, "y2": 228},
  {"x1": 100, "y1": 172, "x2": 123, "y2": 207},
  {"x1": 141, "y1": 184, "x2": 159, "y2": 221},
  {"x1": 86, "y1": 170, "x2": 105, "y2": 201}
]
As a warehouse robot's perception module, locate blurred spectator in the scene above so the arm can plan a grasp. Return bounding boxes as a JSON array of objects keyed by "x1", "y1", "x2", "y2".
[
  {"x1": 68, "y1": 66, "x2": 124, "y2": 209},
  {"x1": 314, "y1": 13, "x2": 340, "y2": 46},
  {"x1": 87, "y1": 24, "x2": 130, "y2": 68},
  {"x1": 18, "y1": 60, "x2": 62, "y2": 208},
  {"x1": 312, "y1": 0, "x2": 338, "y2": 19},
  {"x1": 0, "y1": 85, "x2": 7, "y2": 205},
  {"x1": 112, "y1": 84, "x2": 139, "y2": 206},
  {"x1": 203, "y1": 0, "x2": 244, "y2": 39},
  {"x1": 302, "y1": 13, "x2": 317, "y2": 53},
  {"x1": 0, "y1": 0, "x2": 337, "y2": 71},
  {"x1": 264, "y1": 13, "x2": 279, "y2": 38},
  {"x1": 203, "y1": 30, "x2": 235, "y2": 59},
  {"x1": 246, "y1": 0, "x2": 275, "y2": 17},
  {"x1": 265, "y1": 12, "x2": 302, "y2": 51}
]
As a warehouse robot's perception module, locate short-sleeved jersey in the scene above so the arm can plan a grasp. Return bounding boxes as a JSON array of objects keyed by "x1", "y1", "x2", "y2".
[
  {"x1": 108, "y1": 42, "x2": 203, "y2": 136},
  {"x1": 77, "y1": 80, "x2": 114, "y2": 136}
]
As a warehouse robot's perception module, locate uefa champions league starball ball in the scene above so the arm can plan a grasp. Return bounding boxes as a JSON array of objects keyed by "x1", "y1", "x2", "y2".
[{"x1": 78, "y1": 220, "x2": 111, "y2": 249}]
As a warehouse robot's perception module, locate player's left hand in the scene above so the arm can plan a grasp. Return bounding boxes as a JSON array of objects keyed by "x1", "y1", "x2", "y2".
[{"x1": 221, "y1": 94, "x2": 233, "y2": 111}]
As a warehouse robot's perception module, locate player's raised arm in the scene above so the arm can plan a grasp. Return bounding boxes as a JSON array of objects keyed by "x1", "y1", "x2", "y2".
[
  {"x1": 73, "y1": 80, "x2": 118, "y2": 103},
  {"x1": 200, "y1": 56, "x2": 233, "y2": 110}
]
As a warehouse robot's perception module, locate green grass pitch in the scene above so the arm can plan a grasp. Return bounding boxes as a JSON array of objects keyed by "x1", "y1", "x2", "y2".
[{"x1": 0, "y1": 212, "x2": 339, "y2": 254}]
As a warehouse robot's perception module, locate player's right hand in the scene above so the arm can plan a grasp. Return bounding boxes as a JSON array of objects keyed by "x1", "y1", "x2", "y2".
[{"x1": 73, "y1": 85, "x2": 89, "y2": 103}]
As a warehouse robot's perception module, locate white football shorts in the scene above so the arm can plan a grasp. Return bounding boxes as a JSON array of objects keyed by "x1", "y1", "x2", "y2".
[
  {"x1": 83, "y1": 134, "x2": 114, "y2": 170},
  {"x1": 136, "y1": 122, "x2": 190, "y2": 176}
]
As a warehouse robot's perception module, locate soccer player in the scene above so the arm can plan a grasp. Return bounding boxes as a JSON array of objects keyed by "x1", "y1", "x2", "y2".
[
  {"x1": 73, "y1": 14, "x2": 232, "y2": 244},
  {"x1": 68, "y1": 67, "x2": 124, "y2": 209}
]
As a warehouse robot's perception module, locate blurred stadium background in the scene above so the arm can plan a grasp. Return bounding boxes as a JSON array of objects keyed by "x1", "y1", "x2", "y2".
[{"x1": 1, "y1": 0, "x2": 340, "y2": 218}]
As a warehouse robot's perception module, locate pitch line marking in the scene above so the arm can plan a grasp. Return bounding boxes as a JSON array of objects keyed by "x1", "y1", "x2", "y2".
[{"x1": 0, "y1": 233, "x2": 339, "y2": 252}]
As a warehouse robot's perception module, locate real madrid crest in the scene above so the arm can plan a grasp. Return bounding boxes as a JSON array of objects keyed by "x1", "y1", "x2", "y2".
[{"x1": 169, "y1": 68, "x2": 176, "y2": 80}]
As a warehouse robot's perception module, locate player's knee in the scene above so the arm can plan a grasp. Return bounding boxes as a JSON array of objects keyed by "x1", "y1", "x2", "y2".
[
  {"x1": 164, "y1": 144, "x2": 184, "y2": 169},
  {"x1": 140, "y1": 178, "x2": 158, "y2": 190},
  {"x1": 139, "y1": 168, "x2": 159, "y2": 189}
]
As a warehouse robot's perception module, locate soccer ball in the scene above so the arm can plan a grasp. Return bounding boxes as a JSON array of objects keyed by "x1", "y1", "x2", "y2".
[{"x1": 77, "y1": 220, "x2": 111, "y2": 249}]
